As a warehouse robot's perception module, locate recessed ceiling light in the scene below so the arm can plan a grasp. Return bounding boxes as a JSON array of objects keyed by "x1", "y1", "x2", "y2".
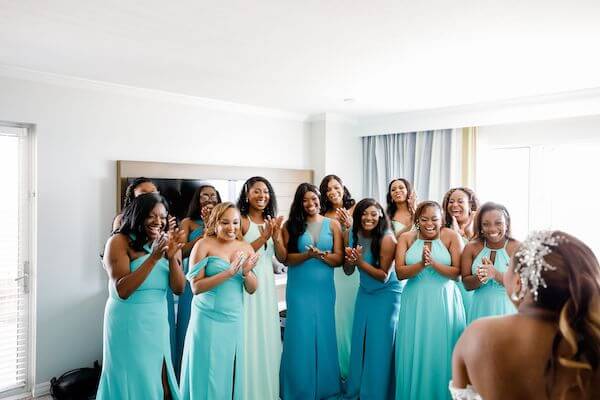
[{"x1": 343, "y1": 98, "x2": 355, "y2": 103}]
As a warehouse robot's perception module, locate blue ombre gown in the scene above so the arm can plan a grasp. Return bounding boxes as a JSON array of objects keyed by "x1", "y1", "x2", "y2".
[
  {"x1": 175, "y1": 220, "x2": 204, "y2": 377},
  {"x1": 457, "y1": 236, "x2": 473, "y2": 322},
  {"x1": 395, "y1": 238, "x2": 466, "y2": 400},
  {"x1": 180, "y1": 256, "x2": 245, "y2": 400},
  {"x1": 344, "y1": 233, "x2": 401, "y2": 400},
  {"x1": 468, "y1": 241, "x2": 516, "y2": 324},
  {"x1": 280, "y1": 218, "x2": 341, "y2": 400},
  {"x1": 97, "y1": 243, "x2": 180, "y2": 400},
  {"x1": 242, "y1": 217, "x2": 281, "y2": 400}
]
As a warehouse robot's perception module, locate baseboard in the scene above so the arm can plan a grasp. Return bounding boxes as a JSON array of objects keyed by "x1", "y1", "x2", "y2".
[{"x1": 32, "y1": 381, "x2": 50, "y2": 397}]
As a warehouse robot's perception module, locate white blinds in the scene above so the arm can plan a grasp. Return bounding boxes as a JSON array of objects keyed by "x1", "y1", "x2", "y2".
[{"x1": 0, "y1": 127, "x2": 29, "y2": 396}]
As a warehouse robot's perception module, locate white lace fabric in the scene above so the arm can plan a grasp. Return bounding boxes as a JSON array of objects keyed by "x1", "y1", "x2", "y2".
[{"x1": 449, "y1": 381, "x2": 483, "y2": 400}]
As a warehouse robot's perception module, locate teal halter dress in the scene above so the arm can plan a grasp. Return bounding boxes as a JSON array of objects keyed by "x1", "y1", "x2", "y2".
[
  {"x1": 395, "y1": 238, "x2": 466, "y2": 400},
  {"x1": 468, "y1": 241, "x2": 516, "y2": 324},
  {"x1": 174, "y1": 220, "x2": 204, "y2": 377},
  {"x1": 180, "y1": 256, "x2": 245, "y2": 400},
  {"x1": 344, "y1": 233, "x2": 401, "y2": 400},
  {"x1": 97, "y1": 243, "x2": 180, "y2": 400},
  {"x1": 457, "y1": 236, "x2": 474, "y2": 322},
  {"x1": 280, "y1": 218, "x2": 342, "y2": 400},
  {"x1": 242, "y1": 217, "x2": 281, "y2": 400}
]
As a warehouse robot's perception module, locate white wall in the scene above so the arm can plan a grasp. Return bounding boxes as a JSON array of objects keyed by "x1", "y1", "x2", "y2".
[
  {"x1": 478, "y1": 114, "x2": 600, "y2": 147},
  {"x1": 357, "y1": 88, "x2": 600, "y2": 135},
  {"x1": 0, "y1": 74, "x2": 311, "y2": 386},
  {"x1": 309, "y1": 114, "x2": 363, "y2": 199}
]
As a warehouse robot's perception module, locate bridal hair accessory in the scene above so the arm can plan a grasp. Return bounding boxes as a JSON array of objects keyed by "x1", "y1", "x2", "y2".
[{"x1": 514, "y1": 230, "x2": 565, "y2": 301}]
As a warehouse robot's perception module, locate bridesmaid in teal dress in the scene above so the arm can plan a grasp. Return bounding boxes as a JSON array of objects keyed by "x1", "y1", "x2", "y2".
[
  {"x1": 278, "y1": 183, "x2": 344, "y2": 400},
  {"x1": 180, "y1": 202, "x2": 258, "y2": 400},
  {"x1": 461, "y1": 202, "x2": 520, "y2": 324},
  {"x1": 175, "y1": 184, "x2": 222, "y2": 376},
  {"x1": 319, "y1": 174, "x2": 359, "y2": 382},
  {"x1": 98, "y1": 193, "x2": 186, "y2": 400},
  {"x1": 442, "y1": 187, "x2": 480, "y2": 322},
  {"x1": 394, "y1": 201, "x2": 466, "y2": 400},
  {"x1": 236, "y1": 177, "x2": 284, "y2": 400},
  {"x1": 343, "y1": 199, "x2": 401, "y2": 400}
]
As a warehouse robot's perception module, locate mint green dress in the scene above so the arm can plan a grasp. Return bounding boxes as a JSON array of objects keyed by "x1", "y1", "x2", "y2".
[
  {"x1": 468, "y1": 241, "x2": 516, "y2": 324},
  {"x1": 335, "y1": 227, "x2": 360, "y2": 381},
  {"x1": 242, "y1": 217, "x2": 281, "y2": 400},
  {"x1": 180, "y1": 256, "x2": 245, "y2": 400},
  {"x1": 175, "y1": 220, "x2": 204, "y2": 377},
  {"x1": 457, "y1": 236, "x2": 474, "y2": 322},
  {"x1": 97, "y1": 243, "x2": 180, "y2": 400},
  {"x1": 395, "y1": 238, "x2": 466, "y2": 400}
]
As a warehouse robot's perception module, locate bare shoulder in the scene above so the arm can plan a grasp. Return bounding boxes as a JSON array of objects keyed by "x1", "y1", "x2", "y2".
[
  {"x1": 460, "y1": 315, "x2": 520, "y2": 350},
  {"x1": 328, "y1": 217, "x2": 342, "y2": 231},
  {"x1": 506, "y1": 239, "x2": 521, "y2": 255},
  {"x1": 464, "y1": 240, "x2": 484, "y2": 254},
  {"x1": 382, "y1": 233, "x2": 397, "y2": 247},
  {"x1": 108, "y1": 232, "x2": 129, "y2": 248},
  {"x1": 399, "y1": 230, "x2": 417, "y2": 246}
]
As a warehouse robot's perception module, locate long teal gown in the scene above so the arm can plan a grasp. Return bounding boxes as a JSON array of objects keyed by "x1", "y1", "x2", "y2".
[
  {"x1": 280, "y1": 218, "x2": 342, "y2": 400},
  {"x1": 97, "y1": 243, "x2": 180, "y2": 400},
  {"x1": 344, "y1": 233, "x2": 401, "y2": 400},
  {"x1": 174, "y1": 220, "x2": 204, "y2": 377},
  {"x1": 242, "y1": 217, "x2": 281, "y2": 400},
  {"x1": 180, "y1": 256, "x2": 245, "y2": 400},
  {"x1": 457, "y1": 236, "x2": 473, "y2": 322},
  {"x1": 395, "y1": 238, "x2": 466, "y2": 400},
  {"x1": 468, "y1": 241, "x2": 516, "y2": 324},
  {"x1": 334, "y1": 229, "x2": 360, "y2": 382}
]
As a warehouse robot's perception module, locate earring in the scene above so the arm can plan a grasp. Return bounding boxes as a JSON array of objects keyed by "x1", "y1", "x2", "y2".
[
  {"x1": 415, "y1": 223, "x2": 420, "y2": 230},
  {"x1": 510, "y1": 292, "x2": 520, "y2": 302}
]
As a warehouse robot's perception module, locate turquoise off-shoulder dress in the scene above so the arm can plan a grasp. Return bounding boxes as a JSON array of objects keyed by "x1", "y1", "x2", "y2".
[
  {"x1": 242, "y1": 217, "x2": 281, "y2": 400},
  {"x1": 174, "y1": 220, "x2": 204, "y2": 377},
  {"x1": 97, "y1": 243, "x2": 180, "y2": 400},
  {"x1": 280, "y1": 218, "x2": 342, "y2": 400},
  {"x1": 468, "y1": 241, "x2": 516, "y2": 324},
  {"x1": 180, "y1": 256, "x2": 245, "y2": 400},
  {"x1": 395, "y1": 238, "x2": 466, "y2": 400},
  {"x1": 344, "y1": 233, "x2": 401, "y2": 400}
]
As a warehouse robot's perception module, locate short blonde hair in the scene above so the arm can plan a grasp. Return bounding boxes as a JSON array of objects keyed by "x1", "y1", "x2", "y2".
[{"x1": 205, "y1": 202, "x2": 243, "y2": 241}]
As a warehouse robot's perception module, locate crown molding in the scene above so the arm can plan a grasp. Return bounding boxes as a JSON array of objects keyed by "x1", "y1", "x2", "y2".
[{"x1": 0, "y1": 64, "x2": 309, "y2": 122}]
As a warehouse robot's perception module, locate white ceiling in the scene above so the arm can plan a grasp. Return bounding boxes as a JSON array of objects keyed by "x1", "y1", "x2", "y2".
[{"x1": 1, "y1": 0, "x2": 599, "y2": 117}]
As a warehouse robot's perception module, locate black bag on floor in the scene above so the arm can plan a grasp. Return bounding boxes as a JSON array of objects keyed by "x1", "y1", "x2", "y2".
[{"x1": 50, "y1": 360, "x2": 101, "y2": 400}]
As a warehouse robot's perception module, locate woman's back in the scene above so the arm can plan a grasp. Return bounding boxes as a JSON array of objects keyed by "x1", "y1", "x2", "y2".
[{"x1": 455, "y1": 313, "x2": 600, "y2": 400}]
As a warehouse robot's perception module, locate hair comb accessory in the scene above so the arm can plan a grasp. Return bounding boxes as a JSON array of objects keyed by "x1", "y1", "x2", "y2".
[{"x1": 514, "y1": 230, "x2": 565, "y2": 301}]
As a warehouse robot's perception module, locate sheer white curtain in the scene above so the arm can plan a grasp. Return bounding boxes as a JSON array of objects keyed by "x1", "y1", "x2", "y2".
[{"x1": 362, "y1": 129, "x2": 460, "y2": 205}]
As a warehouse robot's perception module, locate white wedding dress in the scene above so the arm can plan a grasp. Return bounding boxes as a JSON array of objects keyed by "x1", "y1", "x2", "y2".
[{"x1": 449, "y1": 381, "x2": 483, "y2": 400}]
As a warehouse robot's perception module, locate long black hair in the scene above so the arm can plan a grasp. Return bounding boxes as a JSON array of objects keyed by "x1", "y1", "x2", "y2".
[
  {"x1": 385, "y1": 178, "x2": 414, "y2": 219},
  {"x1": 186, "y1": 184, "x2": 222, "y2": 220},
  {"x1": 352, "y1": 198, "x2": 389, "y2": 268},
  {"x1": 123, "y1": 177, "x2": 156, "y2": 209},
  {"x1": 118, "y1": 192, "x2": 170, "y2": 252},
  {"x1": 286, "y1": 183, "x2": 320, "y2": 253},
  {"x1": 236, "y1": 176, "x2": 277, "y2": 218},
  {"x1": 319, "y1": 174, "x2": 355, "y2": 214}
]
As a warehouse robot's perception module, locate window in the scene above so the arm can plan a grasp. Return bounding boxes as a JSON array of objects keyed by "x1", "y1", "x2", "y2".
[
  {"x1": 476, "y1": 139, "x2": 600, "y2": 257},
  {"x1": 0, "y1": 125, "x2": 33, "y2": 398}
]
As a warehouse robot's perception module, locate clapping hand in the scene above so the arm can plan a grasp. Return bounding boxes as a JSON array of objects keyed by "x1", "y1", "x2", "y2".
[
  {"x1": 258, "y1": 217, "x2": 275, "y2": 241},
  {"x1": 150, "y1": 232, "x2": 169, "y2": 261},
  {"x1": 408, "y1": 191, "x2": 417, "y2": 214},
  {"x1": 423, "y1": 246, "x2": 433, "y2": 266},
  {"x1": 201, "y1": 204, "x2": 215, "y2": 223},
  {"x1": 242, "y1": 253, "x2": 259, "y2": 276},
  {"x1": 477, "y1": 257, "x2": 495, "y2": 284},
  {"x1": 229, "y1": 251, "x2": 246, "y2": 277},
  {"x1": 270, "y1": 216, "x2": 284, "y2": 239},
  {"x1": 335, "y1": 208, "x2": 353, "y2": 230},
  {"x1": 165, "y1": 227, "x2": 185, "y2": 260},
  {"x1": 306, "y1": 245, "x2": 329, "y2": 261},
  {"x1": 344, "y1": 247, "x2": 357, "y2": 265}
]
